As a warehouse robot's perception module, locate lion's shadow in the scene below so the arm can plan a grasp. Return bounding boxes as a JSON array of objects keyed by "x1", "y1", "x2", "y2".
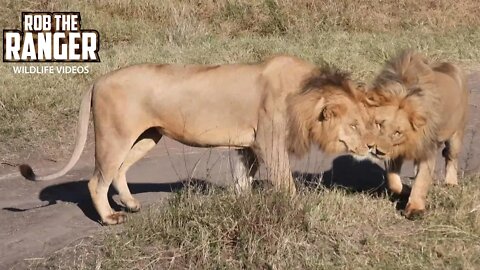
[
  {"x1": 3, "y1": 178, "x2": 215, "y2": 223},
  {"x1": 293, "y1": 155, "x2": 411, "y2": 210},
  {"x1": 294, "y1": 155, "x2": 388, "y2": 194},
  {"x1": 3, "y1": 155, "x2": 395, "y2": 223}
]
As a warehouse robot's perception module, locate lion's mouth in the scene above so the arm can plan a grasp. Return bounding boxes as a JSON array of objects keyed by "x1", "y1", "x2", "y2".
[
  {"x1": 368, "y1": 146, "x2": 387, "y2": 160},
  {"x1": 368, "y1": 152, "x2": 382, "y2": 161},
  {"x1": 369, "y1": 151, "x2": 387, "y2": 160},
  {"x1": 339, "y1": 139, "x2": 356, "y2": 154}
]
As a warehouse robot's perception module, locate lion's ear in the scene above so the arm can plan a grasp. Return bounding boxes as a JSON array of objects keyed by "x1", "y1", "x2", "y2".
[
  {"x1": 364, "y1": 91, "x2": 384, "y2": 107},
  {"x1": 409, "y1": 113, "x2": 427, "y2": 130},
  {"x1": 356, "y1": 82, "x2": 367, "y2": 93},
  {"x1": 313, "y1": 96, "x2": 326, "y2": 117},
  {"x1": 319, "y1": 103, "x2": 346, "y2": 121}
]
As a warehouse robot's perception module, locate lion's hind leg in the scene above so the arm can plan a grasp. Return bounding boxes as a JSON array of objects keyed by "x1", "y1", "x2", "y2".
[
  {"x1": 443, "y1": 131, "x2": 463, "y2": 186},
  {"x1": 89, "y1": 130, "x2": 140, "y2": 225},
  {"x1": 233, "y1": 148, "x2": 259, "y2": 193},
  {"x1": 113, "y1": 128, "x2": 162, "y2": 212}
]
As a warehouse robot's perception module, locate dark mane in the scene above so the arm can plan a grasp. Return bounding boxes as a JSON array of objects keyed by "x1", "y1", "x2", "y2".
[
  {"x1": 301, "y1": 66, "x2": 354, "y2": 96},
  {"x1": 286, "y1": 65, "x2": 360, "y2": 157}
]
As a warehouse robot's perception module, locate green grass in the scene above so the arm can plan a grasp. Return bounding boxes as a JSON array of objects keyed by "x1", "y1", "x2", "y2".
[{"x1": 33, "y1": 177, "x2": 480, "y2": 269}]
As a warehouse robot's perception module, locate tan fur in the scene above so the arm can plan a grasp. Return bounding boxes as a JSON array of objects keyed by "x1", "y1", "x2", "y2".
[
  {"x1": 287, "y1": 68, "x2": 370, "y2": 156},
  {"x1": 366, "y1": 50, "x2": 442, "y2": 160},
  {"x1": 19, "y1": 55, "x2": 369, "y2": 225},
  {"x1": 365, "y1": 50, "x2": 468, "y2": 218}
]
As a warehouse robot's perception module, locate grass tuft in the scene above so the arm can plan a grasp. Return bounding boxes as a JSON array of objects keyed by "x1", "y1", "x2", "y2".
[{"x1": 35, "y1": 177, "x2": 480, "y2": 269}]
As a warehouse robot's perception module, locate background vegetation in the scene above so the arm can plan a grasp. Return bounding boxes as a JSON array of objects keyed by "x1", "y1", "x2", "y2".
[
  {"x1": 1, "y1": 0, "x2": 479, "y2": 269},
  {"x1": 1, "y1": 0, "x2": 480, "y2": 161}
]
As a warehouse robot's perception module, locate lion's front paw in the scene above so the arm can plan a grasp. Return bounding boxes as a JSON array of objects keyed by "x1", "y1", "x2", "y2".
[
  {"x1": 102, "y1": 211, "x2": 127, "y2": 225},
  {"x1": 444, "y1": 175, "x2": 458, "y2": 186},
  {"x1": 445, "y1": 163, "x2": 459, "y2": 186},
  {"x1": 234, "y1": 176, "x2": 254, "y2": 194},
  {"x1": 403, "y1": 201, "x2": 426, "y2": 220},
  {"x1": 387, "y1": 173, "x2": 404, "y2": 195},
  {"x1": 122, "y1": 197, "x2": 141, "y2": 212}
]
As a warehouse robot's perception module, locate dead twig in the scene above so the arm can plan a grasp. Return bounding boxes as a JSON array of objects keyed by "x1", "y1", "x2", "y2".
[{"x1": 1, "y1": 161, "x2": 18, "y2": 167}]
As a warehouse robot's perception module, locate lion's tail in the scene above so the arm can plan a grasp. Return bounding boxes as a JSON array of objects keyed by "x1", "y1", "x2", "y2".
[{"x1": 19, "y1": 85, "x2": 93, "y2": 181}]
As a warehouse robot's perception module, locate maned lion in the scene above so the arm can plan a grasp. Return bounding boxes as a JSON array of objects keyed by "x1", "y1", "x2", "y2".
[
  {"x1": 365, "y1": 50, "x2": 468, "y2": 218},
  {"x1": 20, "y1": 55, "x2": 370, "y2": 225}
]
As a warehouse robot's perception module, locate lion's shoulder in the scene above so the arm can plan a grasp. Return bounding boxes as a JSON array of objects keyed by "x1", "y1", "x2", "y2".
[{"x1": 262, "y1": 55, "x2": 314, "y2": 72}]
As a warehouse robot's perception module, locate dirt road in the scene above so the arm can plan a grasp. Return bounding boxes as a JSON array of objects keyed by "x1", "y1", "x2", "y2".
[{"x1": 1, "y1": 72, "x2": 479, "y2": 268}]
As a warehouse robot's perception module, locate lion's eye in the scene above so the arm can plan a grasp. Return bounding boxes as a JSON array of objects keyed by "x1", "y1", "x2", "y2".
[
  {"x1": 350, "y1": 124, "x2": 357, "y2": 130},
  {"x1": 393, "y1": 131, "x2": 402, "y2": 137}
]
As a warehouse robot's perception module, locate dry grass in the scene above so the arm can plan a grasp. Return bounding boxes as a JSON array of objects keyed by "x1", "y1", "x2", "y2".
[
  {"x1": 31, "y1": 176, "x2": 480, "y2": 269},
  {"x1": 1, "y1": 0, "x2": 480, "y2": 161},
  {"x1": 2, "y1": 2, "x2": 480, "y2": 267}
]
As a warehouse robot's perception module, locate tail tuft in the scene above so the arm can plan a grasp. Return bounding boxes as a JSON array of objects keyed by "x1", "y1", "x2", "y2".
[
  {"x1": 19, "y1": 164, "x2": 36, "y2": 181},
  {"x1": 16, "y1": 85, "x2": 93, "y2": 182}
]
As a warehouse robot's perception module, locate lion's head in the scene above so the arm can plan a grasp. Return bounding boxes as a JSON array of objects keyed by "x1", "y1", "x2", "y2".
[
  {"x1": 364, "y1": 50, "x2": 441, "y2": 161},
  {"x1": 286, "y1": 67, "x2": 372, "y2": 157}
]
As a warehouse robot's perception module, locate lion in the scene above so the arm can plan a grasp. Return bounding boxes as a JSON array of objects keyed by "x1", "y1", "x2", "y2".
[
  {"x1": 19, "y1": 55, "x2": 370, "y2": 225},
  {"x1": 364, "y1": 50, "x2": 468, "y2": 218}
]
